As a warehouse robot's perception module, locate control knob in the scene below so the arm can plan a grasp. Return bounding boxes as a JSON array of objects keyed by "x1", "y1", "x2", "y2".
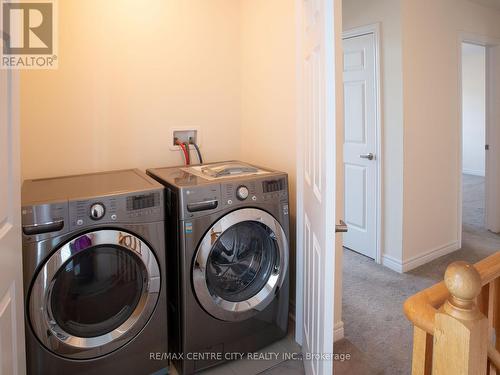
[
  {"x1": 90, "y1": 203, "x2": 106, "y2": 220},
  {"x1": 236, "y1": 186, "x2": 249, "y2": 201}
]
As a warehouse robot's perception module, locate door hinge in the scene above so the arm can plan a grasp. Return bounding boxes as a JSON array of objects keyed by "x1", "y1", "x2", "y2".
[
  {"x1": 335, "y1": 220, "x2": 348, "y2": 233},
  {"x1": 486, "y1": 144, "x2": 490, "y2": 151}
]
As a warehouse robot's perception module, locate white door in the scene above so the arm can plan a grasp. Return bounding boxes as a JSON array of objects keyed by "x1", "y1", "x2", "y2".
[
  {"x1": 342, "y1": 33, "x2": 378, "y2": 259},
  {"x1": 296, "y1": 0, "x2": 339, "y2": 374},
  {"x1": 0, "y1": 67, "x2": 25, "y2": 372}
]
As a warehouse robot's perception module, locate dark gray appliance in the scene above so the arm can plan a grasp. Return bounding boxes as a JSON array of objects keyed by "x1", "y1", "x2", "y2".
[
  {"x1": 21, "y1": 169, "x2": 168, "y2": 375},
  {"x1": 147, "y1": 161, "x2": 290, "y2": 374}
]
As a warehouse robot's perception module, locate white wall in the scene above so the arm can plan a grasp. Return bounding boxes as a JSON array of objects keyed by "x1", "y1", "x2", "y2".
[
  {"x1": 401, "y1": 0, "x2": 500, "y2": 266},
  {"x1": 21, "y1": 0, "x2": 241, "y2": 180},
  {"x1": 462, "y1": 43, "x2": 486, "y2": 177},
  {"x1": 342, "y1": 0, "x2": 405, "y2": 266}
]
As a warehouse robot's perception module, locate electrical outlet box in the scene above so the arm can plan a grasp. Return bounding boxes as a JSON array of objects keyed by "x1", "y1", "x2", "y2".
[{"x1": 169, "y1": 128, "x2": 201, "y2": 151}]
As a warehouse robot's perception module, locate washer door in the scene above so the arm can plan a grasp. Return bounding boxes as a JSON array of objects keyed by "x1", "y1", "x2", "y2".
[
  {"x1": 29, "y1": 229, "x2": 161, "y2": 359},
  {"x1": 193, "y1": 208, "x2": 288, "y2": 322}
]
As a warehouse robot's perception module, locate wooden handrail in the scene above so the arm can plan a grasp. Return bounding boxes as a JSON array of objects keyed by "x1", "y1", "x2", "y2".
[
  {"x1": 488, "y1": 345, "x2": 500, "y2": 370},
  {"x1": 404, "y1": 251, "x2": 500, "y2": 374},
  {"x1": 404, "y1": 251, "x2": 500, "y2": 335}
]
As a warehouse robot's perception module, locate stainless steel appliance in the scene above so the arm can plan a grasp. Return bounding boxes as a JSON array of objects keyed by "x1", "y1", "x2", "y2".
[
  {"x1": 21, "y1": 169, "x2": 168, "y2": 375},
  {"x1": 147, "y1": 161, "x2": 290, "y2": 374}
]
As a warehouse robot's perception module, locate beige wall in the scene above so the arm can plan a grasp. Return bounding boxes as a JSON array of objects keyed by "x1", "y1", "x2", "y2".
[
  {"x1": 22, "y1": 0, "x2": 304, "y2": 317},
  {"x1": 343, "y1": 0, "x2": 405, "y2": 264},
  {"x1": 21, "y1": 0, "x2": 241, "y2": 180},
  {"x1": 401, "y1": 0, "x2": 500, "y2": 263},
  {"x1": 239, "y1": 0, "x2": 298, "y2": 310}
]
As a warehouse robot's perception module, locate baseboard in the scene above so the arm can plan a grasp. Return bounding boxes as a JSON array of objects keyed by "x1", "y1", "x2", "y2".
[
  {"x1": 334, "y1": 321, "x2": 344, "y2": 342},
  {"x1": 463, "y1": 169, "x2": 485, "y2": 177},
  {"x1": 381, "y1": 254, "x2": 404, "y2": 273},
  {"x1": 381, "y1": 241, "x2": 460, "y2": 273},
  {"x1": 402, "y1": 241, "x2": 460, "y2": 272},
  {"x1": 289, "y1": 307, "x2": 343, "y2": 343}
]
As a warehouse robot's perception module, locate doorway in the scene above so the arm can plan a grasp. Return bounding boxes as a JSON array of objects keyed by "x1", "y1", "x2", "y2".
[
  {"x1": 342, "y1": 25, "x2": 381, "y2": 261},
  {"x1": 461, "y1": 42, "x2": 487, "y2": 231}
]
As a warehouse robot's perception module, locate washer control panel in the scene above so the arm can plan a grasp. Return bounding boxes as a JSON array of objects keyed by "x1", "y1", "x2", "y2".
[
  {"x1": 179, "y1": 175, "x2": 288, "y2": 219},
  {"x1": 236, "y1": 186, "x2": 249, "y2": 201},
  {"x1": 222, "y1": 180, "x2": 258, "y2": 207},
  {"x1": 221, "y1": 176, "x2": 288, "y2": 208},
  {"x1": 89, "y1": 203, "x2": 106, "y2": 220}
]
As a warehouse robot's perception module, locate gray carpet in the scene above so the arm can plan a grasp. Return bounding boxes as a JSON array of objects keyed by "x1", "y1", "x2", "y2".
[{"x1": 340, "y1": 174, "x2": 500, "y2": 375}]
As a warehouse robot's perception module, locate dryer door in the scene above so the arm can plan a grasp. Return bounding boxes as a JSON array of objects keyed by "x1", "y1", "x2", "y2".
[
  {"x1": 29, "y1": 229, "x2": 161, "y2": 359},
  {"x1": 193, "y1": 208, "x2": 288, "y2": 322}
]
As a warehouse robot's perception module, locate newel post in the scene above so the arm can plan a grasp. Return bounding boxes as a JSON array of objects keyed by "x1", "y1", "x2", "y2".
[{"x1": 432, "y1": 261, "x2": 488, "y2": 375}]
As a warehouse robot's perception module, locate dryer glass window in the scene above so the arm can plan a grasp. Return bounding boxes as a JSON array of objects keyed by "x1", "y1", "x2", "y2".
[
  {"x1": 50, "y1": 245, "x2": 145, "y2": 338},
  {"x1": 206, "y1": 221, "x2": 279, "y2": 302}
]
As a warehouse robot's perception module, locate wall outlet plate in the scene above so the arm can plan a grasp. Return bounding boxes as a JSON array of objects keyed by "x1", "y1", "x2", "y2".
[{"x1": 169, "y1": 127, "x2": 201, "y2": 151}]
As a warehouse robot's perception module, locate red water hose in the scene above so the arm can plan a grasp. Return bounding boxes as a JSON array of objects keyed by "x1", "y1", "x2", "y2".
[
  {"x1": 175, "y1": 139, "x2": 189, "y2": 165},
  {"x1": 183, "y1": 142, "x2": 191, "y2": 165}
]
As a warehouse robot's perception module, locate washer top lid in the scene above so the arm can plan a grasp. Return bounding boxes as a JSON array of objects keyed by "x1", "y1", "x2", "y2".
[
  {"x1": 22, "y1": 169, "x2": 162, "y2": 205},
  {"x1": 147, "y1": 160, "x2": 285, "y2": 188}
]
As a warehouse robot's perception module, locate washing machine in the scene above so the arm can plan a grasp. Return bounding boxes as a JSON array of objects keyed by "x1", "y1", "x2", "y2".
[
  {"x1": 147, "y1": 161, "x2": 290, "y2": 374},
  {"x1": 21, "y1": 169, "x2": 168, "y2": 375}
]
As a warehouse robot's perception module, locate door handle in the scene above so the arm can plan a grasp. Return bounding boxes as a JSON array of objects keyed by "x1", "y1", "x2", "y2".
[
  {"x1": 360, "y1": 153, "x2": 374, "y2": 160},
  {"x1": 335, "y1": 220, "x2": 348, "y2": 233}
]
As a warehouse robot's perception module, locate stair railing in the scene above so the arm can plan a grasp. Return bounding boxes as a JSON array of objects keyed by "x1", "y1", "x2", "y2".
[{"x1": 404, "y1": 252, "x2": 500, "y2": 375}]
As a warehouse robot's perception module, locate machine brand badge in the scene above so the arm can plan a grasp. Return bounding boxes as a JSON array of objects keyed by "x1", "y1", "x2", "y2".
[
  {"x1": 185, "y1": 222, "x2": 193, "y2": 234},
  {"x1": 118, "y1": 232, "x2": 142, "y2": 254}
]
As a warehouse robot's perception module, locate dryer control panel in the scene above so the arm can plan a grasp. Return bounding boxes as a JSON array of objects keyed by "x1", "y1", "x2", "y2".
[
  {"x1": 69, "y1": 191, "x2": 163, "y2": 230},
  {"x1": 22, "y1": 190, "x2": 164, "y2": 243}
]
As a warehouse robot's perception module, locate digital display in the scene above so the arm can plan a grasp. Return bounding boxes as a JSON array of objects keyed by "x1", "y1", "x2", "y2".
[
  {"x1": 126, "y1": 192, "x2": 159, "y2": 211},
  {"x1": 262, "y1": 179, "x2": 285, "y2": 193}
]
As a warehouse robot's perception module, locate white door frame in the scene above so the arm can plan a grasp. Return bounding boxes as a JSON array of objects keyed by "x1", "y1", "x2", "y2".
[
  {"x1": 342, "y1": 23, "x2": 383, "y2": 263},
  {"x1": 458, "y1": 32, "x2": 500, "y2": 239}
]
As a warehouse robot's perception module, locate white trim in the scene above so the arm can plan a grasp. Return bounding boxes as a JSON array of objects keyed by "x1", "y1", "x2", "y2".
[
  {"x1": 462, "y1": 169, "x2": 485, "y2": 177},
  {"x1": 403, "y1": 241, "x2": 460, "y2": 272},
  {"x1": 342, "y1": 23, "x2": 383, "y2": 264},
  {"x1": 381, "y1": 254, "x2": 404, "y2": 273},
  {"x1": 382, "y1": 241, "x2": 460, "y2": 274},
  {"x1": 294, "y1": 0, "x2": 304, "y2": 347},
  {"x1": 333, "y1": 321, "x2": 345, "y2": 342},
  {"x1": 461, "y1": 32, "x2": 500, "y2": 47}
]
